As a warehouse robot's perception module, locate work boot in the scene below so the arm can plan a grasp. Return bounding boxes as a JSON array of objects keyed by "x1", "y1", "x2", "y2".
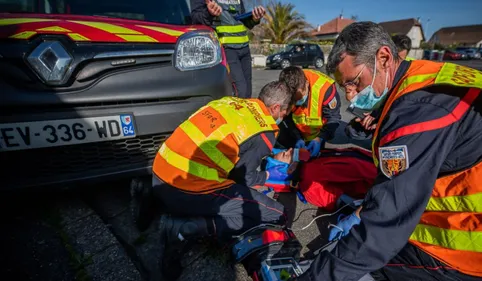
[
  {"x1": 158, "y1": 215, "x2": 211, "y2": 280},
  {"x1": 130, "y1": 178, "x2": 157, "y2": 232}
]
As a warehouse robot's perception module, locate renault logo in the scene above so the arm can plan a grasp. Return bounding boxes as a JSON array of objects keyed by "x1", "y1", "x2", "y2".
[{"x1": 27, "y1": 41, "x2": 73, "y2": 84}]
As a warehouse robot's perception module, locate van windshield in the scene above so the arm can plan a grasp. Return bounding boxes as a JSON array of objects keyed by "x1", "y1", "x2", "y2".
[{"x1": 0, "y1": 0, "x2": 191, "y2": 25}]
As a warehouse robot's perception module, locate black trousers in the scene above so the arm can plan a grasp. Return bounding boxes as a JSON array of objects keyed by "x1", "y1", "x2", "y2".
[
  {"x1": 371, "y1": 243, "x2": 481, "y2": 281},
  {"x1": 152, "y1": 177, "x2": 285, "y2": 242},
  {"x1": 225, "y1": 46, "x2": 252, "y2": 98}
]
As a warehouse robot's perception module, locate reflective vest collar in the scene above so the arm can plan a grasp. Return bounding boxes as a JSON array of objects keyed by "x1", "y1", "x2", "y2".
[
  {"x1": 292, "y1": 71, "x2": 332, "y2": 140},
  {"x1": 372, "y1": 61, "x2": 482, "y2": 166}
]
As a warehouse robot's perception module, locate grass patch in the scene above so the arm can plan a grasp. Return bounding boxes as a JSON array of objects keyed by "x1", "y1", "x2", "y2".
[{"x1": 45, "y1": 209, "x2": 93, "y2": 281}]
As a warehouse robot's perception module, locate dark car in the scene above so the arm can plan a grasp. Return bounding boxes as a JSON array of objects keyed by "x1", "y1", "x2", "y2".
[
  {"x1": 0, "y1": 0, "x2": 232, "y2": 190},
  {"x1": 266, "y1": 43, "x2": 325, "y2": 69}
]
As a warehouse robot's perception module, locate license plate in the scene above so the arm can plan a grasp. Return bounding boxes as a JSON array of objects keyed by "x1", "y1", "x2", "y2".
[{"x1": 0, "y1": 114, "x2": 136, "y2": 151}]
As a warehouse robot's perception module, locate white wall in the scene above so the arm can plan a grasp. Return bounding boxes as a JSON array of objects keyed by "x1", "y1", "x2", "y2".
[
  {"x1": 406, "y1": 26, "x2": 424, "y2": 49},
  {"x1": 477, "y1": 40, "x2": 482, "y2": 48},
  {"x1": 408, "y1": 49, "x2": 424, "y2": 60}
]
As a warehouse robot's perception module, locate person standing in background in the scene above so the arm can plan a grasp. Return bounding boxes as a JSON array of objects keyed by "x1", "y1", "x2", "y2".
[
  {"x1": 191, "y1": 0, "x2": 266, "y2": 98},
  {"x1": 392, "y1": 34, "x2": 414, "y2": 60}
]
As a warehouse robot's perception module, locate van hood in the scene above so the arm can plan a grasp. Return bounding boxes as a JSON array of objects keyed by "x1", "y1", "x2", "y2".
[{"x1": 0, "y1": 13, "x2": 211, "y2": 43}]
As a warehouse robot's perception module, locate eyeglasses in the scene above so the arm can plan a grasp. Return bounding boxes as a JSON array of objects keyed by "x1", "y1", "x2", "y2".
[{"x1": 341, "y1": 65, "x2": 366, "y2": 93}]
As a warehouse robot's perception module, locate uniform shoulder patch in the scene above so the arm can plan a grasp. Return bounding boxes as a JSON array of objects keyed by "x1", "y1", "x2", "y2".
[
  {"x1": 328, "y1": 96, "x2": 337, "y2": 109},
  {"x1": 379, "y1": 145, "x2": 410, "y2": 178}
]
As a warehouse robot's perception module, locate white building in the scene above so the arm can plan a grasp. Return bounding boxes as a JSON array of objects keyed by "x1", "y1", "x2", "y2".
[{"x1": 379, "y1": 18, "x2": 426, "y2": 59}]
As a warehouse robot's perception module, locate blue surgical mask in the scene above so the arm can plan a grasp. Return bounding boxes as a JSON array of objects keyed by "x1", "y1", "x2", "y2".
[
  {"x1": 276, "y1": 117, "x2": 283, "y2": 125},
  {"x1": 275, "y1": 105, "x2": 283, "y2": 125},
  {"x1": 295, "y1": 93, "x2": 308, "y2": 106},
  {"x1": 350, "y1": 57, "x2": 389, "y2": 110}
]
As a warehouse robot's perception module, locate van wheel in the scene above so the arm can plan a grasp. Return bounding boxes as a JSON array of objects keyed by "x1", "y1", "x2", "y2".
[
  {"x1": 281, "y1": 59, "x2": 291, "y2": 69},
  {"x1": 314, "y1": 57, "x2": 324, "y2": 69}
]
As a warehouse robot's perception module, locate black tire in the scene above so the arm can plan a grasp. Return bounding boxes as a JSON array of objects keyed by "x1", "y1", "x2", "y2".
[
  {"x1": 281, "y1": 59, "x2": 291, "y2": 69},
  {"x1": 314, "y1": 57, "x2": 324, "y2": 69}
]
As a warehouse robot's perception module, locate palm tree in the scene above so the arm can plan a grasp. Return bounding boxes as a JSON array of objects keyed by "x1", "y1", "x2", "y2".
[{"x1": 260, "y1": 1, "x2": 311, "y2": 44}]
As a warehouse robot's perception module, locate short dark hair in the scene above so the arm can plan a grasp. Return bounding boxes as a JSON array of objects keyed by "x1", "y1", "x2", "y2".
[
  {"x1": 258, "y1": 81, "x2": 293, "y2": 109},
  {"x1": 326, "y1": 21, "x2": 398, "y2": 74},
  {"x1": 392, "y1": 34, "x2": 412, "y2": 53},
  {"x1": 278, "y1": 66, "x2": 307, "y2": 96}
]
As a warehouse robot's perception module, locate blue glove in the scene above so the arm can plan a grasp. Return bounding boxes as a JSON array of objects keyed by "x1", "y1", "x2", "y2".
[
  {"x1": 295, "y1": 139, "x2": 306, "y2": 149},
  {"x1": 306, "y1": 138, "x2": 324, "y2": 158},
  {"x1": 328, "y1": 212, "x2": 361, "y2": 241},
  {"x1": 266, "y1": 164, "x2": 290, "y2": 182}
]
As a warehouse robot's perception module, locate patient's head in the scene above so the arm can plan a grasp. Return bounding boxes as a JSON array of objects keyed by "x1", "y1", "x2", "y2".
[{"x1": 273, "y1": 148, "x2": 293, "y2": 164}]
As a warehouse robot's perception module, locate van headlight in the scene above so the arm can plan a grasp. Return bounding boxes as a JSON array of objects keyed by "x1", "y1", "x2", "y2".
[{"x1": 173, "y1": 31, "x2": 222, "y2": 71}]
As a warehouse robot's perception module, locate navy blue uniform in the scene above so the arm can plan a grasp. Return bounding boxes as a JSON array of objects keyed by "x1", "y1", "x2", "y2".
[
  {"x1": 153, "y1": 132, "x2": 286, "y2": 241},
  {"x1": 300, "y1": 61, "x2": 482, "y2": 280},
  {"x1": 277, "y1": 84, "x2": 342, "y2": 148}
]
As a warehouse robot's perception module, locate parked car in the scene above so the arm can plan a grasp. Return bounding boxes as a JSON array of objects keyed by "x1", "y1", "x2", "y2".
[
  {"x1": 266, "y1": 43, "x2": 325, "y2": 69},
  {"x1": 464, "y1": 49, "x2": 481, "y2": 59},
  {"x1": 443, "y1": 50, "x2": 463, "y2": 60},
  {"x1": 456, "y1": 47, "x2": 481, "y2": 59},
  {"x1": 0, "y1": 0, "x2": 232, "y2": 190}
]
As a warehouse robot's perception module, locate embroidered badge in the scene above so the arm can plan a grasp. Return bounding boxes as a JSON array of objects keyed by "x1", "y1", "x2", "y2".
[
  {"x1": 328, "y1": 97, "x2": 337, "y2": 109},
  {"x1": 379, "y1": 145, "x2": 409, "y2": 178}
]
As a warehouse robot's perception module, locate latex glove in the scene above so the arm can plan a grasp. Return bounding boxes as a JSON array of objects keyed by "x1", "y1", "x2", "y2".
[
  {"x1": 295, "y1": 139, "x2": 306, "y2": 149},
  {"x1": 266, "y1": 165, "x2": 289, "y2": 182},
  {"x1": 306, "y1": 138, "x2": 324, "y2": 158},
  {"x1": 328, "y1": 212, "x2": 361, "y2": 241}
]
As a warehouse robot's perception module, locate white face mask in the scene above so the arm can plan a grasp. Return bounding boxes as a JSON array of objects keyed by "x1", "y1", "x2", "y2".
[{"x1": 350, "y1": 57, "x2": 389, "y2": 110}]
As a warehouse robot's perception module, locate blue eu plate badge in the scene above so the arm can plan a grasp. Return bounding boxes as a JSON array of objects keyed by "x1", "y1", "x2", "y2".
[{"x1": 120, "y1": 114, "x2": 136, "y2": 137}]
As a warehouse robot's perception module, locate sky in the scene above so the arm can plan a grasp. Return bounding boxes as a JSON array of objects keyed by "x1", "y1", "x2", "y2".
[{"x1": 277, "y1": 0, "x2": 482, "y2": 40}]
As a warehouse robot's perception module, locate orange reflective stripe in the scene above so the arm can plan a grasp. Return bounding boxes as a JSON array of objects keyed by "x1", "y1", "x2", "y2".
[
  {"x1": 189, "y1": 106, "x2": 228, "y2": 137},
  {"x1": 379, "y1": 88, "x2": 481, "y2": 147},
  {"x1": 409, "y1": 240, "x2": 482, "y2": 277},
  {"x1": 434, "y1": 160, "x2": 482, "y2": 197},
  {"x1": 419, "y1": 212, "x2": 482, "y2": 232}
]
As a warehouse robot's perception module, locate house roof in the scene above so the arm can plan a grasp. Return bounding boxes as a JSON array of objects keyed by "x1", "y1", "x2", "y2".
[
  {"x1": 312, "y1": 16, "x2": 355, "y2": 36},
  {"x1": 430, "y1": 24, "x2": 482, "y2": 46},
  {"x1": 379, "y1": 18, "x2": 425, "y2": 41}
]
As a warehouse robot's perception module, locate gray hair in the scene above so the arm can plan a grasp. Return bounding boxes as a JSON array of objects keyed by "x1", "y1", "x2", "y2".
[
  {"x1": 326, "y1": 21, "x2": 398, "y2": 75},
  {"x1": 258, "y1": 81, "x2": 293, "y2": 109}
]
